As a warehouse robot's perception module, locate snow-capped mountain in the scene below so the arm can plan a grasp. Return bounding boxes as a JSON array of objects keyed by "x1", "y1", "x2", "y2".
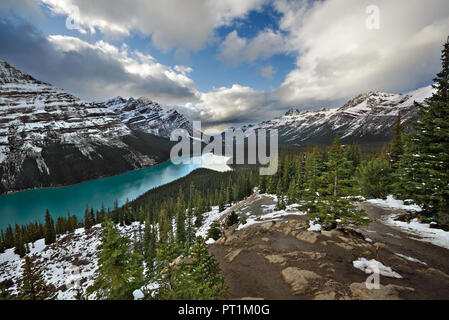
[
  {"x1": 0, "y1": 60, "x2": 173, "y2": 194},
  {"x1": 254, "y1": 86, "x2": 434, "y2": 145},
  {"x1": 105, "y1": 97, "x2": 192, "y2": 138}
]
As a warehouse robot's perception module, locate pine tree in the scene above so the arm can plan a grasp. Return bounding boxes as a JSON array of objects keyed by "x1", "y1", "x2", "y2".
[
  {"x1": 314, "y1": 137, "x2": 367, "y2": 228},
  {"x1": 389, "y1": 114, "x2": 405, "y2": 164},
  {"x1": 356, "y1": 156, "x2": 393, "y2": 199},
  {"x1": 152, "y1": 240, "x2": 227, "y2": 300},
  {"x1": 226, "y1": 211, "x2": 239, "y2": 227},
  {"x1": 14, "y1": 224, "x2": 26, "y2": 257},
  {"x1": 395, "y1": 38, "x2": 449, "y2": 223},
  {"x1": 4, "y1": 225, "x2": 14, "y2": 250},
  {"x1": 87, "y1": 219, "x2": 144, "y2": 300},
  {"x1": 207, "y1": 222, "x2": 222, "y2": 241},
  {"x1": 143, "y1": 217, "x2": 156, "y2": 275},
  {"x1": 20, "y1": 256, "x2": 55, "y2": 300},
  {"x1": 44, "y1": 209, "x2": 56, "y2": 245},
  {"x1": 175, "y1": 193, "x2": 186, "y2": 246},
  {"x1": 287, "y1": 179, "x2": 297, "y2": 205},
  {"x1": 347, "y1": 142, "x2": 362, "y2": 172},
  {"x1": 320, "y1": 136, "x2": 354, "y2": 198}
]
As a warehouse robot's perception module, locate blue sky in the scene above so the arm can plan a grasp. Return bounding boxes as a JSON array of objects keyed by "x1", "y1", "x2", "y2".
[{"x1": 0, "y1": 0, "x2": 448, "y2": 129}]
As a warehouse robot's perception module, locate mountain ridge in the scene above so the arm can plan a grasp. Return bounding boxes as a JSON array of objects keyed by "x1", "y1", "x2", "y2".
[
  {"x1": 248, "y1": 86, "x2": 434, "y2": 146},
  {"x1": 0, "y1": 60, "x2": 174, "y2": 194}
]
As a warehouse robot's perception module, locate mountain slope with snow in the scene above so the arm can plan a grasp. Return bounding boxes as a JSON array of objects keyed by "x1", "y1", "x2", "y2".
[
  {"x1": 0, "y1": 60, "x2": 173, "y2": 194},
  {"x1": 105, "y1": 97, "x2": 192, "y2": 138},
  {"x1": 255, "y1": 86, "x2": 434, "y2": 145}
]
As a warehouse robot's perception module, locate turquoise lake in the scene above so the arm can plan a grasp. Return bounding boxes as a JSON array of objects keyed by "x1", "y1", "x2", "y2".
[{"x1": 0, "y1": 154, "x2": 231, "y2": 230}]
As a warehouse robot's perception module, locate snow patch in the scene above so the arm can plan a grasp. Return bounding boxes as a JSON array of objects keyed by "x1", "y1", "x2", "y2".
[
  {"x1": 366, "y1": 195, "x2": 422, "y2": 212},
  {"x1": 308, "y1": 219, "x2": 322, "y2": 232},
  {"x1": 394, "y1": 253, "x2": 427, "y2": 265},
  {"x1": 353, "y1": 258, "x2": 402, "y2": 279},
  {"x1": 385, "y1": 216, "x2": 449, "y2": 249}
]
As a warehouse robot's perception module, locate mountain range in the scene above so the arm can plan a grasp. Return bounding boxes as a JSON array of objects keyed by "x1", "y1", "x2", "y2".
[
  {"x1": 0, "y1": 60, "x2": 435, "y2": 193},
  {"x1": 249, "y1": 86, "x2": 434, "y2": 146}
]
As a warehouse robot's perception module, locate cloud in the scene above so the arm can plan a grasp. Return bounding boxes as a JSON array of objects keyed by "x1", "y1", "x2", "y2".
[
  {"x1": 179, "y1": 84, "x2": 280, "y2": 126},
  {"x1": 0, "y1": 17, "x2": 199, "y2": 103},
  {"x1": 260, "y1": 65, "x2": 275, "y2": 79},
  {"x1": 271, "y1": 0, "x2": 449, "y2": 107},
  {"x1": 218, "y1": 29, "x2": 288, "y2": 65},
  {"x1": 41, "y1": 0, "x2": 268, "y2": 51}
]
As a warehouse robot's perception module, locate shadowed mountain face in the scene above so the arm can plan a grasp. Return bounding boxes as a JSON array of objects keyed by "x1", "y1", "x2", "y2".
[
  {"x1": 253, "y1": 86, "x2": 434, "y2": 146},
  {"x1": 0, "y1": 60, "x2": 174, "y2": 194}
]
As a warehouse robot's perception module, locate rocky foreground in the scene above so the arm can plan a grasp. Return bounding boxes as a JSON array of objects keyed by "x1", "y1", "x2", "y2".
[{"x1": 209, "y1": 194, "x2": 449, "y2": 300}]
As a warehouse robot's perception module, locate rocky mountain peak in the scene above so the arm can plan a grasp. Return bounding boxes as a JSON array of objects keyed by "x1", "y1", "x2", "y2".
[
  {"x1": 0, "y1": 60, "x2": 45, "y2": 85},
  {"x1": 105, "y1": 96, "x2": 192, "y2": 138}
]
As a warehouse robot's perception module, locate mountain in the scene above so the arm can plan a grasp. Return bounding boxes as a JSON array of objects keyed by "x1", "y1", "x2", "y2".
[
  {"x1": 0, "y1": 60, "x2": 174, "y2": 194},
  {"x1": 253, "y1": 86, "x2": 434, "y2": 146},
  {"x1": 105, "y1": 97, "x2": 192, "y2": 138}
]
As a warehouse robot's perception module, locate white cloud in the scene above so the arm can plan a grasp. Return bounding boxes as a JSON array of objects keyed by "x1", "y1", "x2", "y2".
[
  {"x1": 41, "y1": 0, "x2": 268, "y2": 51},
  {"x1": 218, "y1": 29, "x2": 288, "y2": 65},
  {"x1": 46, "y1": 35, "x2": 200, "y2": 102},
  {"x1": 271, "y1": 0, "x2": 449, "y2": 107},
  {"x1": 174, "y1": 65, "x2": 193, "y2": 76},
  {"x1": 179, "y1": 84, "x2": 279, "y2": 126}
]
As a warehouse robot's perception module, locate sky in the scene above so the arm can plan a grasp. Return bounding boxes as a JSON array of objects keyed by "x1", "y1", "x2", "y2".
[{"x1": 0, "y1": 0, "x2": 448, "y2": 131}]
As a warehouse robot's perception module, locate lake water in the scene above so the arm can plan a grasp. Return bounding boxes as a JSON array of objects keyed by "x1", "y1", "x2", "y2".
[{"x1": 0, "y1": 154, "x2": 231, "y2": 230}]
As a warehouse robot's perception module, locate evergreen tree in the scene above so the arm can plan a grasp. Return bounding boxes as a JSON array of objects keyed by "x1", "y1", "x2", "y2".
[
  {"x1": 356, "y1": 156, "x2": 393, "y2": 199},
  {"x1": 287, "y1": 179, "x2": 297, "y2": 205},
  {"x1": 226, "y1": 211, "x2": 239, "y2": 227},
  {"x1": 347, "y1": 142, "x2": 362, "y2": 172},
  {"x1": 395, "y1": 38, "x2": 449, "y2": 223},
  {"x1": 389, "y1": 114, "x2": 405, "y2": 164},
  {"x1": 87, "y1": 219, "x2": 144, "y2": 300},
  {"x1": 19, "y1": 256, "x2": 55, "y2": 300},
  {"x1": 175, "y1": 193, "x2": 186, "y2": 246},
  {"x1": 44, "y1": 209, "x2": 56, "y2": 245},
  {"x1": 314, "y1": 137, "x2": 367, "y2": 227},
  {"x1": 4, "y1": 225, "x2": 14, "y2": 251},
  {"x1": 143, "y1": 217, "x2": 156, "y2": 275},
  {"x1": 14, "y1": 224, "x2": 26, "y2": 257},
  {"x1": 152, "y1": 240, "x2": 227, "y2": 300},
  {"x1": 207, "y1": 222, "x2": 222, "y2": 241}
]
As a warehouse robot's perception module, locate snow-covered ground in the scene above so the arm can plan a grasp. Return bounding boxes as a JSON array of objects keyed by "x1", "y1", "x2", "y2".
[
  {"x1": 237, "y1": 196, "x2": 307, "y2": 231},
  {"x1": 366, "y1": 196, "x2": 449, "y2": 250},
  {"x1": 384, "y1": 216, "x2": 449, "y2": 250},
  {"x1": 0, "y1": 222, "x2": 143, "y2": 300}
]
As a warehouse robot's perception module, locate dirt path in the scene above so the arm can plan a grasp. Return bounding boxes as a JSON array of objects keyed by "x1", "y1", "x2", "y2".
[{"x1": 357, "y1": 203, "x2": 449, "y2": 274}]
